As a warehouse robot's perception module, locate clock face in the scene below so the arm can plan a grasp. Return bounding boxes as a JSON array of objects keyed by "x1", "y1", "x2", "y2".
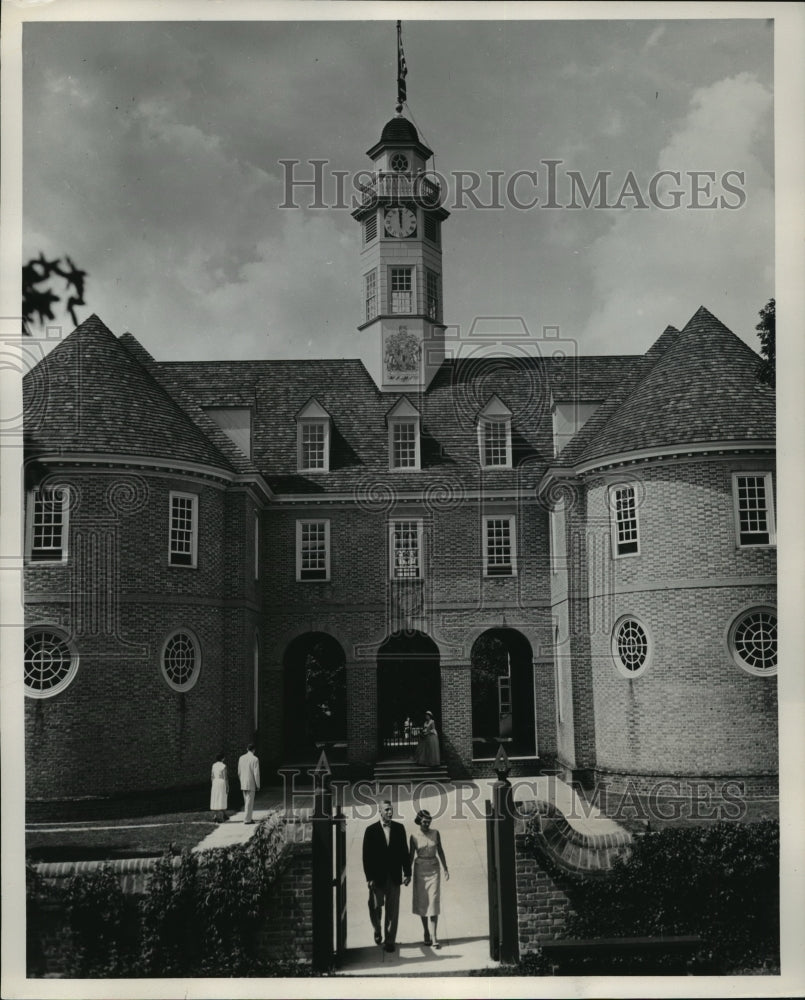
[{"x1": 384, "y1": 207, "x2": 417, "y2": 238}]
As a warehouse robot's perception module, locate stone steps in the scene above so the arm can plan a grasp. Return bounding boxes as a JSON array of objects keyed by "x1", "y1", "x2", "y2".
[{"x1": 373, "y1": 758, "x2": 451, "y2": 785}]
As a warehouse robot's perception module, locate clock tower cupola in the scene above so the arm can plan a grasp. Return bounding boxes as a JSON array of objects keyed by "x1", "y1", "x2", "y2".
[{"x1": 352, "y1": 42, "x2": 450, "y2": 391}]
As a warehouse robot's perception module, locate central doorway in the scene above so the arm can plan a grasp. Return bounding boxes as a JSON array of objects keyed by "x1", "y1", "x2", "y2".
[{"x1": 377, "y1": 631, "x2": 441, "y2": 756}]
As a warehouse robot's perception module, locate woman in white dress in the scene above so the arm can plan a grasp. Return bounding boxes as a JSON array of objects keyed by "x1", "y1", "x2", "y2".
[
  {"x1": 409, "y1": 809, "x2": 449, "y2": 947},
  {"x1": 413, "y1": 711, "x2": 441, "y2": 766},
  {"x1": 210, "y1": 752, "x2": 228, "y2": 823}
]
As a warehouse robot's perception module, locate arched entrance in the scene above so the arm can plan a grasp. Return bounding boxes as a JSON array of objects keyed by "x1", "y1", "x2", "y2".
[
  {"x1": 283, "y1": 632, "x2": 346, "y2": 759},
  {"x1": 377, "y1": 631, "x2": 441, "y2": 756},
  {"x1": 471, "y1": 628, "x2": 535, "y2": 758}
]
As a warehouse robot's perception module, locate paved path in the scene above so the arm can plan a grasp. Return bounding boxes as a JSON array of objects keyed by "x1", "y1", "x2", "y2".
[{"x1": 191, "y1": 774, "x2": 622, "y2": 976}]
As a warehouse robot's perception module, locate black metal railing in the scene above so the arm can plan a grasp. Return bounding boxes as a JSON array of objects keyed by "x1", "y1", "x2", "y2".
[{"x1": 382, "y1": 723, "x2": 424, "y2": 752}]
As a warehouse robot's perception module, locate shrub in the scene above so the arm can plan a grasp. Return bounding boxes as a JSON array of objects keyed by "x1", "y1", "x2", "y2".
[
  {"x1": 562, "y1": 820, "x2": 779, "y2": 973},
  {"x1": 64, "y1": 865, "x2": 139, "y2": 976},
  {"x1": 27, "y1": 812, "x2": 289, "y2": 978}
]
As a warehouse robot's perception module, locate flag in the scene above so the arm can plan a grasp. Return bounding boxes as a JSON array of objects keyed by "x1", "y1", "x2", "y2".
[{"x1": 396, "y1": 20, "x2": 407, "y2": 107}]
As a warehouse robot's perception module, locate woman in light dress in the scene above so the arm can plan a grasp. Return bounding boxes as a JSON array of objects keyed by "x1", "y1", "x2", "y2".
[
  {"x1": 413, "y1": 710, "x2": 441, "y2": 766},
  {"x1": 210, "y1": 752, "x2": 228, "y2": 823},
  {"x1": 409, "y1": 809, "x2": 449, "y2": 948}
]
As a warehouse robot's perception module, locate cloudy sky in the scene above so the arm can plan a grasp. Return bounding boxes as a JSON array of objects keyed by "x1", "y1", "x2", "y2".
[{"x1": 21, "y1": 10, "x2": 774, "y2": 377}]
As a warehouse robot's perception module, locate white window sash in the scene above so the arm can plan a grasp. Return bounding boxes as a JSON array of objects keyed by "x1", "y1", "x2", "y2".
[
  {"x1": 168, "y1": 491, "x2": 198, "y2": 568},
  {"x1": 27, "y1": 487, "x2": 70, "y2": 563},
  {"x1": 478, "y1": 418, "x2": 512, "y2": 468},
  {"x1": 296, "y1": 519, "x2": 331, "y2": 582},
  {"x1": 388, "y1": 519, "x2": 424, "y2": 580},
  {"x1": 732, "y1": 472, "x2": 776, "y2": 547},
  {"x1": 482, "y1": 515, "x2": 517, "y2": 577},
  {"x1": 297, "y1": 419, "x2": 330, "y2": 473},
  {"x1": 388, "y1": 418, "x2": 421, "y2": 470},
  {"x1": 609, "y1": 485, "x2": 640, "y2": 558}
]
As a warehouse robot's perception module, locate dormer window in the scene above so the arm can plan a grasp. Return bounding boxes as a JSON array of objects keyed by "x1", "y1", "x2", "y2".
[
  {"x1": 387, "y1": 396, "x2": 421, "y2": 470},
  {"x1": 478, "y1": 396, "x2": 512, "y2": 469},
  {"x1": 296, "y1": 398, "x2": 331, "y2": 473}
]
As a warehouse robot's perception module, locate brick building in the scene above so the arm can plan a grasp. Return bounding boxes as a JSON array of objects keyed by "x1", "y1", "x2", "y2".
[{"x1": 22, "y1": 113, "x2": 777, "y2": 814}]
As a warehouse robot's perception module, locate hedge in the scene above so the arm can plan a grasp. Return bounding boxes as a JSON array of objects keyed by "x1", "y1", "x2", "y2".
[
  {"x1": 538, "y1": 819, "x2": 780, "y2": 974},
  {"x1": 27, "y1": 813, "x2": 293, "y2": 977}
]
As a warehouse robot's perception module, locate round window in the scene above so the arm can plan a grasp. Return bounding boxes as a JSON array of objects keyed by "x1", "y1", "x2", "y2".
[
  {"x1": 24, "y1": 627, "x2": 78, "y2": 698},
  {"x1": 161, "y1": 630, "x2": 201, "y2": 692},
  {"x1": 612, "y1": 616, "x2": 651, "y2": 678},
  {"x1": 729, "y1": 607, "x2": 777, "y2": 676},
  {"x1": 390, "y1": 152, "x2": 409, "y2": 172}
]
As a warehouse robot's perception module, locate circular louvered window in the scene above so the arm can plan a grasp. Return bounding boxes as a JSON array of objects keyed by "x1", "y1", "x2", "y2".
[
  {"x1": 729, "y1": 608, "x2": 777, "y2": 676},
  {"x1": 24, "y1": 628, "x2": 78, "y2": 698},
  {"x1": 161, "y1": 630, "x2": 201, "y2": 692},
  {"x1": 612, "y1": 616, "x2": 651, "y2": 678}
]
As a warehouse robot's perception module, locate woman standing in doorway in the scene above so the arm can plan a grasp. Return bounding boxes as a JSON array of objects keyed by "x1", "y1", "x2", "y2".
[
  {"x1": 409, "y1": 809, "x2": 449, "y2": 947},
  {"x1": 414, "y1": 710, "x2": 440, "y2": 766}
]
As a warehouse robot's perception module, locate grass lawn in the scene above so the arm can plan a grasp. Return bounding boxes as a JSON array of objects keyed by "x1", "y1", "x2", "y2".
[{"x1": 26, "y1": 809, "x2": 221, "y2": 862}]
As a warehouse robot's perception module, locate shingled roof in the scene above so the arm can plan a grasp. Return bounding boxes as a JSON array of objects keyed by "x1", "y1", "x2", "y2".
[
  {"x1": 549, "y1": 307, "x2": 774, "y2": 474},
  {"x1": 23, "y1": 315, "x2": 236, "y2": 471},
  {"x1": 119, "y1": 332, "x2": 262, "y2": 477},
  {"x1": 156, "y1": 352, "x2": 636, "y2": 495}
]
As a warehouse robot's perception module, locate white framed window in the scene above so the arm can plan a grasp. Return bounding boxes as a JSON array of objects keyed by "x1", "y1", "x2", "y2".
[
  {"x1": 611, "y1": 616, "x2": 651, "y2": 678},
  {"x1": 483, "y1": 515, "x2": 517, "y2": 577},
  {"x1": 728, "y1": 606, "x2": 777, "y2": 676},
  {"x1": 297, "y1": 519, "x2": 330, "y2": 581},
  {"x1": 28, "y1": 487, "x2": 69, "y2": 563},
  {"x1": 24, "y1": 626, "x2": 79, "y2": 698},
  {"x1": 364, "y1": 269, "x2": 378, "y2": 322},
  {"x1": 390, "y1": 266, "x2": 413, "y2": 314},
  {"x1": 386, "y1": 396, "x2": 421, "y2": 471},
  {"x1": 732, "y1": 472, "x2": 775, "y2": 547},
  {"x1": 425, "y1": 268, "x2": 441, "y2": 322},
  {"x1": 477, "y1": 396, "x2": 512, "y2": 469},
  {"x1": 363, "y1": 214, "x2": 377, "y2": 244},
  {"x1": 169, "y1": 492, "x2": 198, "y2": 568},
  {"x1": 254, "y1": 511, "x2": 260, "y2": 581},
  {"x1": 161, "y1": 629, "x2": 201, "y2": 692},
  {"x1": 296, "y1": 399, "x2": 331, "y2": 473},
  {"x1": 389, "y1": 519, "x2": 424, "y2": 579},
  {"x1": 610, "y1": 484, "x2": 639, "y2": 557},
  {"x1": 392, "y1": 421, "x2": 418, "y2": 468}
]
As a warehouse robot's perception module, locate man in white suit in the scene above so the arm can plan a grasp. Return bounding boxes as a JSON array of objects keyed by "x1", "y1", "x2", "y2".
[{"x1": 237, "y1": 743, "x2": 261, "y2": 824}]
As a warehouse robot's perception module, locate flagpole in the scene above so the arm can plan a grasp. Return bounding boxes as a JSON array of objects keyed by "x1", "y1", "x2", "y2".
[{"x1": 396, "y1": 20, "x2": 407, "y2": 114}]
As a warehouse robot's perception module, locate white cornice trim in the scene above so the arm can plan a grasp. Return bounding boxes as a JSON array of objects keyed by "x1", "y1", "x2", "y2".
[
  {"x1": 26, "y1": 454, "x2": 274, "y2": 502},
  {"x1": 538, "y1": 440, "x2": 776, "y2": 493},
  {"x1": 270, "y1": 489, "x2": 542, "y2": 505}
]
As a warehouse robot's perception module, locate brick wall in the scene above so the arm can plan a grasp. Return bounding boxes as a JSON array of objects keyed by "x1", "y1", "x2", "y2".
[
  {"x1": 582, "y1": 459, "x2": 777, "y2": 778},
  {"x1": 25, "y1": 467, "x2": 259, "y2": 808},
  {"x1": 29, "y1": 816, "x2": 314, "y2": 976}
]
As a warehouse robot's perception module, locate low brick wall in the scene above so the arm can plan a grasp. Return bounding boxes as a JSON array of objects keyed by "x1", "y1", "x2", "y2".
[
  {"x1": 256, "y1": 815, "x2": 313, "y2": 965},
  {"x1": 513, "y1": 800, "x2": 632, "y2": 954},
  {"x1": 28, "y1": 812, "x2": 315, "y2": 976}
]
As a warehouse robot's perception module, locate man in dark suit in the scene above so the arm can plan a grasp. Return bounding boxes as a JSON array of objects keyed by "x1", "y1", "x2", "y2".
[{"x1": 362, "y1": 799, "x2": 411, "y2": 951}]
